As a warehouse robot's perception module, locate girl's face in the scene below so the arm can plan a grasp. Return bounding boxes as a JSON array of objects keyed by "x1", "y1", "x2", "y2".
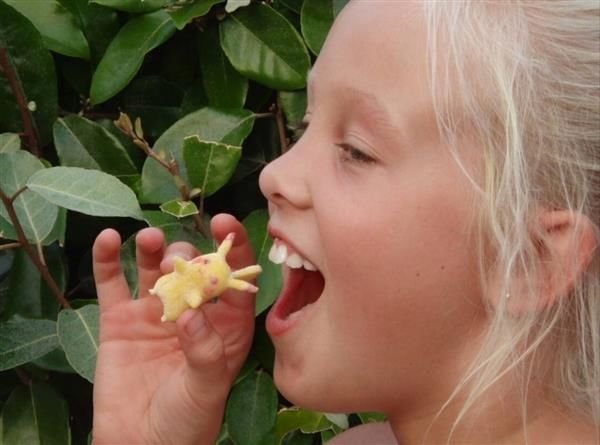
[{"x1": 259, "y1": 1, "x2": 487, "y2": 414}]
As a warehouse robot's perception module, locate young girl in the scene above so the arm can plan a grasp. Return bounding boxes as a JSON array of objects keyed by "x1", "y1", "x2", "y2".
[{"x1": 91, "y1": 1, "x2": 599, "y2": 444}]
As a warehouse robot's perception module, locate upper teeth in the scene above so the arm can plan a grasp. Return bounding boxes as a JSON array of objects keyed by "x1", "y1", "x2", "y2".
[{"x1": 268, "y1": 241, "x2": 317, "y2": 271}]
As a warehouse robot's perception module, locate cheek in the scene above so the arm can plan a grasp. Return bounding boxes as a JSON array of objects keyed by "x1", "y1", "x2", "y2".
[{"x1": 320, "y1": 182, "x2": 483, "y2": 341}]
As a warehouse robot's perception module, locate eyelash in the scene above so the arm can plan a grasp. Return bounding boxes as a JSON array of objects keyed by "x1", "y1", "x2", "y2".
[
  {"x1": 336, "y1": 143, "x2": 376, "y2": 165},
  {"x1": 290, "y1": 120, "x2": 376, "y2": 165}
]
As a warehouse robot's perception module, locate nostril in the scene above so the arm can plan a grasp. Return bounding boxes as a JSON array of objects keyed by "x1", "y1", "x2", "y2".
[{"x1": 258, "y1": 152, "x2": 312, "y2": 209}]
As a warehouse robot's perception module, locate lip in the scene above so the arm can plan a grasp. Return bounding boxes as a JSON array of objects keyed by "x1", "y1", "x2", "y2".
[
  {"x1": 266, "y1": 266, "x2": 303, "y2": 336},
  {"x1": 266, "y1": 225, "x2": 322, "y2": 337},
  {"x1": 267, "y1": 225, "x2": 314, "y2": 264}
]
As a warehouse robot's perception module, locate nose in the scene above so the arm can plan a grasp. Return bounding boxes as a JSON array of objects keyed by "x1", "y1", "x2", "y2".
[{"x1": 259, "y1": 142, "x2": 312, "y2": 210}]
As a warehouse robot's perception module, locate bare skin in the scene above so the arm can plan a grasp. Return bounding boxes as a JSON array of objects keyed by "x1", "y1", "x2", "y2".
[{"x1": 92, "y1": 214, "x2": 256, "y2": 445}]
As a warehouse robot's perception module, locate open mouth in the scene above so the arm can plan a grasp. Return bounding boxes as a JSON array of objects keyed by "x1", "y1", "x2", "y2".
[{"x1": 267, "y1": 239, "x2": 325, "y2": 331}]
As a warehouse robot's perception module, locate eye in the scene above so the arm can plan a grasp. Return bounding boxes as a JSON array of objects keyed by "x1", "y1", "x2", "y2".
[{"x1": 336, "y1": 143, "x2": 376, "y2": 165}]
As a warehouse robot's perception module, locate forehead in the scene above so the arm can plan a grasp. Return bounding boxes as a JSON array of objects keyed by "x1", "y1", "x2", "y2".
[
  {"x1": 312, "y1": 1, "x2": 425, "y2": 83},
  {"x1": 309, "y1": 1, "x2": 433, "y2": 132}
]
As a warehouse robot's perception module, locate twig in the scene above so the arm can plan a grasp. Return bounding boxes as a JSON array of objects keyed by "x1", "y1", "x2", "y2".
[
  {"x1": 114, "y1": 113, "x2": 210, "y2": 238},
  {"x1": 10, "y1": 186, "x2": 27, "y2": 203},
  {"x1": 0, "y1": 47, "x2": 41, "y2": 157},
  {"x1": 0, "y1": 186, "x2": 71, "y2": 309},
  {"x1": 253, "y1": 112, "x2": 274, "y2": 119},
  {"x1": 0, "y1": 242, "x2": 21, "y2": 251},
  {"x1": 272, "y1": 97, "x2": 290, "y2": 153}
]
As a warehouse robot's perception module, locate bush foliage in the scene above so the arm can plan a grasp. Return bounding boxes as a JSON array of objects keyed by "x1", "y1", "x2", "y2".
[{"x1": 0, "y1": 0, "x2": 385, "y2": 443}]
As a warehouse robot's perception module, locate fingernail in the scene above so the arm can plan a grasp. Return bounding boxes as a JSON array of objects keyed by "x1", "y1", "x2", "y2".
[{"x1": 185, "y1": 311, "x2": 206, "y2": 337}]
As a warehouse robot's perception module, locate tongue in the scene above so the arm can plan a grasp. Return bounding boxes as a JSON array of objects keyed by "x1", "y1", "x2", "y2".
[{"x1": 286, "y1": 268, "x2": 324, "y2": 317}]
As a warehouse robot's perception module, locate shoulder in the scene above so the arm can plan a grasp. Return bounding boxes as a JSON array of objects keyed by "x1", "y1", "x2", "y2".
[{"x1": 327, "y1": 422, "x2": 398, "y2": 445}]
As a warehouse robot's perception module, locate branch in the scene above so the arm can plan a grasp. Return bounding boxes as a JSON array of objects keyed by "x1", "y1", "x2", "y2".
[
  {"x1": 114, "y1": 113, "x2": 210, "y2": 238},
  {"x1": 0, "y1": 47, "x2": 41, "y2": 157},
  {"x1": 0, "y1": 186, "x2": 71, "y2": 309},
  {"x1": 272, "y1": 96, "x2": 290, "y2": 153}
]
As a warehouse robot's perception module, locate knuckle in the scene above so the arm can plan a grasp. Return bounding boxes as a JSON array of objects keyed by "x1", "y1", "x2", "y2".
[{"x1": 197, "y1": 335, "x2": 225, "y2": 365}]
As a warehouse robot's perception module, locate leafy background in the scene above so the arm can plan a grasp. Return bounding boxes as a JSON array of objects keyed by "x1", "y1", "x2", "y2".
[{"x1": 0, "y1": 0, "x2": 385, "y2": 444}]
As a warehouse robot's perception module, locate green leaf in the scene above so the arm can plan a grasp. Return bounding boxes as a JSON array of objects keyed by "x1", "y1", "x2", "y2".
[
  {"x1": 53, "y1": 116, "x2": 138, "y2": 183},
  {"x1": 234, "y1": 356, "x2": 259, "y2": 385},
  {"x1": 226, "y1": 371, "x2": 278, "y2": 445},
  {"x1": 282, "y1": 430, "x2": 315, "y2": 445},
  {"x1": 43, "y1": 207, "x2": 67, "y2": 247},
  {"x1": 122, "y1": 76, "x2": 184, "y2": 139},
  {"x1": 225, "y1": 0, "x2": 250, "y2": 13},
  {"x1": 57, "y1": 304, "x2": 99, "y2": 383},
  {"x1": 168, "y1": 0, "x2": 223, "y2": 31},
  {"x1": 279, "y1": 0, "x2": 303, "y2": 14},
  {"x1": 159, "y1": 199, "x2": 199, "y2": 218},
  {"x1": 31, "y1": 348, "x2": 75, "y2": 374},
  {"x1": 0, "y1": 318, "x2": 59, "y2": 371},
  {"x1": 0, "y1": 1, "x2": 58, "y2": 147},
  {"x1": 357, "y1": 412, "x2": 387, "y2": 424},
  {"x1": 1, "y1": 382, "x2": 70, "y2": 445},
  {"x1": 3, "y1": 246, "x2": 65, "y2": 320},
  {"x1": 323, "y1": 413, "x2": 348, "y2": 430},
  {"x1": 279, "y1": 90, "x2": 307, "y2": 128},
  {"x1": 300, "y1": 0, "x2": 348, "y2": 55},
  {"x1": 220, "y1": 3, "x2": 311, "y2": 90},
  {"x1": 0, "y1": 134, "x2": 20, "y2": 153},
  {"x1": 60, "y1": 0, "x2": 121, "y2": 65},
  {"x1": 243, "y1": 209, "x2": 282, "y2": 315},
  {"x1": 26, "y1": 167, "x2": 144, "y2": 220},
  {"x1": 0, "y1": 152, "x2": 59, "y2": 244},
  {"x1": 90, "y1": 10, "x2": 176, "y2": 105},
  {"x1": 199, "y1": 25, "x2": 248, "y2": 108},
  {"x1": 275, "y1": 408, "x2": 337, "y2": 444},
  {"x1": 181, "y1": 79, "x2": 208, "y2": 115},
  {"x1": 140, "y1": 107, "x2": 255, "y2": 203},
  {"x1": 4, "y1": 0, "x2": 90, "y2": 59},
  {"x1": 183, "y1": 136, "x2": 242, "y2": 197},
  {"x1": 92, "y1": 0, "x2": 170, "y2": 13}
]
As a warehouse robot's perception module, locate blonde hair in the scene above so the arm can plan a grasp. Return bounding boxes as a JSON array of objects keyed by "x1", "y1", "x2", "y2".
[{"x1": 422, "y1": 0, "x2": 600, "y2": 438}]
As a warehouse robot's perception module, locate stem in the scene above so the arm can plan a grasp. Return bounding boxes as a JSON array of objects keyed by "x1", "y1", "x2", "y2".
[
  {"x1": 273, "y1": 97, "x2": 290, "y2": 153},
  {"x1": 115, "y1": 114, "x2": 210, "y2": 238},
  {"x1": 0, "y1": 47, "x2": 41, "y2": 157},
  {"x1": 0, "y1": 187, "x2": 71, "y2": 309},
  {"x1": 0, "y1": 242, "x2": 21, "y2": 251},
  {"x1": 253, "y1": 112, "x2": 274, "y2": 119},
  {"x1": 169, "y1": 161, "x2": 209, "y2": 238},
  {"x1": 10, "y1": 186, "x2": 27, "y2": 203}
]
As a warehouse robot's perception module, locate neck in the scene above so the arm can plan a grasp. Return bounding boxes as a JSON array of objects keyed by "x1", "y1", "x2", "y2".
[
  {"x1": 387, "y1": 383, "x2": 597, "y2": 445},
  {"x1": 386, "y1": 369, "x2": 544, "y2": 445}
]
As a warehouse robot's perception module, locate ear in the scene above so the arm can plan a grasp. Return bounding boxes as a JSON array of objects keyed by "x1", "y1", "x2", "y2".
[
  {"x1": 489, "y1": 208, "x2": 598, "y2": 314},
  {"x1": 531, "y1": 209, "x2": 598, "y2": 310}
]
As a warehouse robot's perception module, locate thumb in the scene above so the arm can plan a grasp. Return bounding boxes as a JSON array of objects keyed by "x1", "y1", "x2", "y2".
[{"x1": 176, "y1": 309, "x2": 229, "y2": 401}]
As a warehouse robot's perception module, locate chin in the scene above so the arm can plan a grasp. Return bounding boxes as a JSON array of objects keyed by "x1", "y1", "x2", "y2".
[{"x1": 273, "y1": 357, "x2": 377, "y2": 414}]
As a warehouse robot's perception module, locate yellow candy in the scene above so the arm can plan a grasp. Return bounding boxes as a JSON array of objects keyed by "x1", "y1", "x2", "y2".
[{"x1": 149, "y1": 233, "x2": 262, "y2": 322}]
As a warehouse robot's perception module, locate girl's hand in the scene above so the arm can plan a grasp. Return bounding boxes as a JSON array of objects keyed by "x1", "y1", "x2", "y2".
[{"x1": 91, "y1": 214, "x2": 256, "y2": 445}]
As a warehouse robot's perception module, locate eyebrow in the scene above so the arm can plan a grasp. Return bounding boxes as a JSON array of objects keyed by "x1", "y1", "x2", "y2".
[{"x1": 306, "y1": 69, "x2": 400, "y2": 139}]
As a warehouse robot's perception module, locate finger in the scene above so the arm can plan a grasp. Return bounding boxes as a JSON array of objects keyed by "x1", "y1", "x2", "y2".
[
  {"x1": 135, "y1": 228, "x2": 165, "y2": 298},
  {"x1": 176, "y1": 309, "x2": 230, "y2": 395},
  {"x1": 211, "y1": 213, "x2": 257, "y2": 270},
  {"x1": 210, "y1": 214, "x2": 258, "y2": 311},
  {"x1": 93, "y1": 229, "x2": 131, "y2": 312},
  {"x1": 160, "y1": 242, "x2": 200, "y2": 274}
]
